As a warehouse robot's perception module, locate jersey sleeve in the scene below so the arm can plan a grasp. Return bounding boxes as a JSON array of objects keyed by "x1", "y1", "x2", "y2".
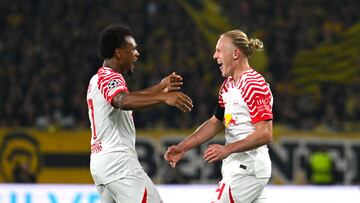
[
  {"x1": 97, "y1": 70, "x2": 128, "y2": 104},
  {"x1": 242, "y1": 79, "x2": 273, "y2": 123}
]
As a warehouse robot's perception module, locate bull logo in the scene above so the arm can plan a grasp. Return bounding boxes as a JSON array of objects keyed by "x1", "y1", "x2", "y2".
[{"x1": 224, "y1": 114, "x2": 236, "y2": 128}]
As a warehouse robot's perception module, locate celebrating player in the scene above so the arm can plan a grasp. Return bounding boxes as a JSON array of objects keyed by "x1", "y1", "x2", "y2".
[
  {"x1": 165, "y1": 30, "x2": 273, "y2": 203},
  {"x1": 87, "y1": 24, "x2": 193, "y2": 203}
]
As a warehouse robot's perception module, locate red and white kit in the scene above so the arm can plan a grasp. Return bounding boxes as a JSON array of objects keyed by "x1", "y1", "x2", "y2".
[
  {"x1": 214, "y1": 68, "x2": 273, "y2": 203},
  {"x1": 87, "y1": 67, "x2": 162, "y2": 203}
]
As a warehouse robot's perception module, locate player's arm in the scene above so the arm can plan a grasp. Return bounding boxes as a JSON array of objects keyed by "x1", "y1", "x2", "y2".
[
  {"x1": 203, "y1": 120, "x2": 272, "y2": 163},
  {"x1": 134, "y1": 72, "x2": 183, "y2": 94},
  {"x1": 179, "y1": 115, "x2": 224, "y2": 151},
  {"x1": 226, "y1": 120, "x2": 272, "y2": 152},
  {"x1": 165, "y1": 105, "x2": 224, "y2": 168},
  {"x1": 111, "y1": 91, "x2": 193, "y2": 112},
  {"x1": 176, "y1": 103, "x2": 225, "y2": 152}
]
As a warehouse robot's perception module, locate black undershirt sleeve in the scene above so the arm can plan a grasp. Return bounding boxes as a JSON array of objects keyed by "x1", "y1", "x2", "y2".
[{"x1": 214, "y1": 103, "x2": 225, "y2": 121}]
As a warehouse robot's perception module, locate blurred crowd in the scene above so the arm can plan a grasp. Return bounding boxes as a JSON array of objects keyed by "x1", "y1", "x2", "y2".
[{"x1": 0, "y1": 0, "x2": 359, "y2": 131}]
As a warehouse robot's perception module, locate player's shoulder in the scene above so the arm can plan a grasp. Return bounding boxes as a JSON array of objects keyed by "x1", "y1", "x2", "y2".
[
  {"x1": 98, "y1": 67, "x2": 125, "y2": 81},
  {"x1": 244, "y1": 68, "x2": 264, "y2": 79},
  {"x1": 98, "y1": 67, "x2": 117, "y2": 76},
  {"x1": 88, "y1": 68, "x2": 101, "y2": 83},
  {"x1": 241, "y1": 68, "x2": 266, "y2": 86}
]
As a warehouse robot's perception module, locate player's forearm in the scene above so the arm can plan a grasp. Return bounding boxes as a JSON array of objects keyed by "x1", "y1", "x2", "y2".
[
  {"x1": 134, "y1": 83, "x2": 163, "y2": 94},
  {"x1": 112, "y1": 92, "x2": 166, "y2": 110},
  {"x1": 225, "y1": 120, "x2": 272, "y2": 154},
  {"x1": 179, "y1": 116, "x2": 224, "y2": 152}
]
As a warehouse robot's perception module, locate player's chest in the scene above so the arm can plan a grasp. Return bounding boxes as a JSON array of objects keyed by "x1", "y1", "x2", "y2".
[
  {"x1": 222, "y1": 87, "x2": 248, "y2": 113},
  {"x1": 221, "y1": 87, "x2": 250, "y2": 128}
]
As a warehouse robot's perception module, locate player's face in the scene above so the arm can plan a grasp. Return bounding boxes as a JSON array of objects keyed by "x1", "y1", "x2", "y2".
[
  {"x1": 213, "y1": 36, "x2": 236, "y2": 78},
  {"x1": 119, "y1": 36, "x2": 139, "y2": 75}
]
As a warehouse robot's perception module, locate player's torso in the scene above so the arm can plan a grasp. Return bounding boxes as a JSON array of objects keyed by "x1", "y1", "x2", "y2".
[
  {"x1": 87, "y1": 74, "x2": 136, "y2": 153},
  {"x1": 219, "y1": 70, "x2": 272, "y2": 179},
  {"x1": 221, "y1": 78, "x2": 255, "y2": 143},
  {"x1": 86, "y1": 72, "x2": 142, "y2": 184}
]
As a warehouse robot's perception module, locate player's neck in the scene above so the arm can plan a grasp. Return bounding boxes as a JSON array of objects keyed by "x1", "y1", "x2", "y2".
[
  {"x1": 103, "y1": 59, "x2": 120, "y2": 73},
  {"x1": 232, "y1": 59, "x2": 250, "y2": 82}
]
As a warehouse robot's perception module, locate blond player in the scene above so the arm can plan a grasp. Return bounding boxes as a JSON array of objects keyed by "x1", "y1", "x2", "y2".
[
  {"x1": 87, "y1": 25, "x2": 193, "y2": 203},
  {"x1": 165, "y1": 30, "x2": 273, "y2": 203}
]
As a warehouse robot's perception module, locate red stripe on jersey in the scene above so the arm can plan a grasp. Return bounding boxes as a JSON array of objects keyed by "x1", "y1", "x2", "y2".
[
  {"x1": 141, "y1": 188, "x2": 147, "y2": 203},
  {"x1": 218, "y1": 98, "x2": 224, "y2": 107},
  {"x1": 97, "y1": 67, "x2": 128, "y2": 104},
  {"x1": 218, "y1": 78, "x2": 232, "y2": 107},
  {"x1": 239, "y1": 68, "x2": 254, "y2": 78},
  {"x1": 98, "y1": 74, "x2": 125, "y2": 95},
  {"x1": 241, "y1": 77, "x2": 265, "y2": 90},
  {"x1": 244, "y1": 86, "x2": 271, "y2": 103},
  {"x1": 241, "y1": 71, "x2": 273, "y2": 123},
  {"x1": 99, "y1": 75, "x2": 121, "y2": 89},
  {"x1": 218, "y1": 69, "x2": 273, "y2": 123},
  {"x1": 107, "y1": 87, "x2": 128, "y2": 103}
]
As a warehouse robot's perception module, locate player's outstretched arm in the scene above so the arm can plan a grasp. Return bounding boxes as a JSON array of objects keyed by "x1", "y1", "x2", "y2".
[
  {"x1": 134, "y1": 72, "x2": 183, "y2": 94},
  {"x1": 165, "y1": 116, "x2": 224, "y2": 167},
  {"x1": 112, "y1": 91, "x2": 193, "y2": 112}
]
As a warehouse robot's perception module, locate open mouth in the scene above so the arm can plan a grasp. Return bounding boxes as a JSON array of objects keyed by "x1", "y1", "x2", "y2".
[
  {"x1": 132, "y1": 59, "x2": 138, "y2": 67},
  {"x1": 217, "y1": 61, "x2": 223, "y2": 69}
]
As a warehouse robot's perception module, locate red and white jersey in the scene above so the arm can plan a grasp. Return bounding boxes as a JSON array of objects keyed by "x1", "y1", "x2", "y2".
[
  {"x1": 219, "y1": 68, "x2": 273, "y2": 178},
  {"x1": 86, "y1": 67, "x2": 142, "y2": 185}
]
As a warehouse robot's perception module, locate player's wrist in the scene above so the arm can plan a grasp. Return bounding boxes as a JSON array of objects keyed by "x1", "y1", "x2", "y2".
[
  {"x1": 178, "y1": 143, "x2": 189, "y2": 153},
  {"x1": 159, "y1": 78, "x2": 168, "y2": 90},
  {"x1": 224, "y1": 143, "x2": 234, "y2": 155}
]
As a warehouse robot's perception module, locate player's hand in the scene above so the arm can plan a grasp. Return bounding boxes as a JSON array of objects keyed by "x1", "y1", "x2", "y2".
[
  {"x1": 164, "y1": 145, "x2": 185, "y2": 168},
  {"x1": 164, "y1": 92, "x2": 193, "y2": 112},
  {"x1": 203, "y1": 144, "x2": 230, "y2": 164},
  {"x1": 160, "y1": 72, "x2": 183, "y2": 93}
]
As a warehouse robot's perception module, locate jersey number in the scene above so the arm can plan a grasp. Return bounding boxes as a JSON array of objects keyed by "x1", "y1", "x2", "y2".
[
  {"x1": 87, "y1": 99, "x2": 97, "y2": 140},
  {"x1": 216, "y1": 182, "x2": 226, "y2": 200}
]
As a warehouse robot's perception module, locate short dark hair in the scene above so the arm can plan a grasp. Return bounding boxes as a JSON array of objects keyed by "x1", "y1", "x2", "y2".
[{"x1": 97, "y1": 24, "x2": 132, "y2": 59}]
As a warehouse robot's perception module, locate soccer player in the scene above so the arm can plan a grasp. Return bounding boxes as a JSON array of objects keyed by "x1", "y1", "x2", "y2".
[
  {"x1": 87, "y1": 24, "x2": 193, "y2": 203},
  {"x1": 165, "y1": 30, "x2": 273, "y2": 203}
]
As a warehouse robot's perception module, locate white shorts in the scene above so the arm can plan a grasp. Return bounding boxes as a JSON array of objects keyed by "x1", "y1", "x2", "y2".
[
  {"x1": 211, "y1": 174, "x2": 269, "y2": 203},
  {"x1": 96, "y1": 169, "x2": 162, "y2": 203}
]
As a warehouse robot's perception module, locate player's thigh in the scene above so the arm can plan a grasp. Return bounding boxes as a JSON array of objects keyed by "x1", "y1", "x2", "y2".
[
  {"x1": 96, "y1": 184, "x2": 116, "y2": 203},
  {"x1": 212, "y1": 175, "x2": 269, "y2": 203},
  {"x1": 106, "y1": 171, "x2": 147, "y2": 203},
  {"x1": 230, "y1": 175, "x2": 269, "y2": 203},
  {"x1": 252, "y1": 190, "x2": 268, "y2": 203},
  {"x1": 143, "y1": 174, "x2": 162, "y2": 203}
]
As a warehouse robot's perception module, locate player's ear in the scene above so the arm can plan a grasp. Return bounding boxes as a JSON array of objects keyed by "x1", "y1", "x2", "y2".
[
  {"x1": 114, "y1": 48, "x2": 122, "y2": 59},
  {"x1": 232, "y1": 49, "x2": 239, "y2": 60}
]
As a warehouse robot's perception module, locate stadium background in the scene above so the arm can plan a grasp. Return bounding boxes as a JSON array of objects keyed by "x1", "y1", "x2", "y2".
[{"x1": 0, "y1": 0, "x2": 359, "y2": 202}]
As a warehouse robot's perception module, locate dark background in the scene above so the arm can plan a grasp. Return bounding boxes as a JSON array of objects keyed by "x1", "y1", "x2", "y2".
[{"x1": 1, "y1": 0, "x2": 359, "y2": 131}]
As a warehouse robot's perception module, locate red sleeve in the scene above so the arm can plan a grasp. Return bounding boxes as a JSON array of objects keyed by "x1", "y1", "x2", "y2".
[
  {"x1": 242, "y1": 78, "x2": 273, "y2": 123},
  {"x1": 97, "y1": 69, "x2": 128, "y2": 104}
]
